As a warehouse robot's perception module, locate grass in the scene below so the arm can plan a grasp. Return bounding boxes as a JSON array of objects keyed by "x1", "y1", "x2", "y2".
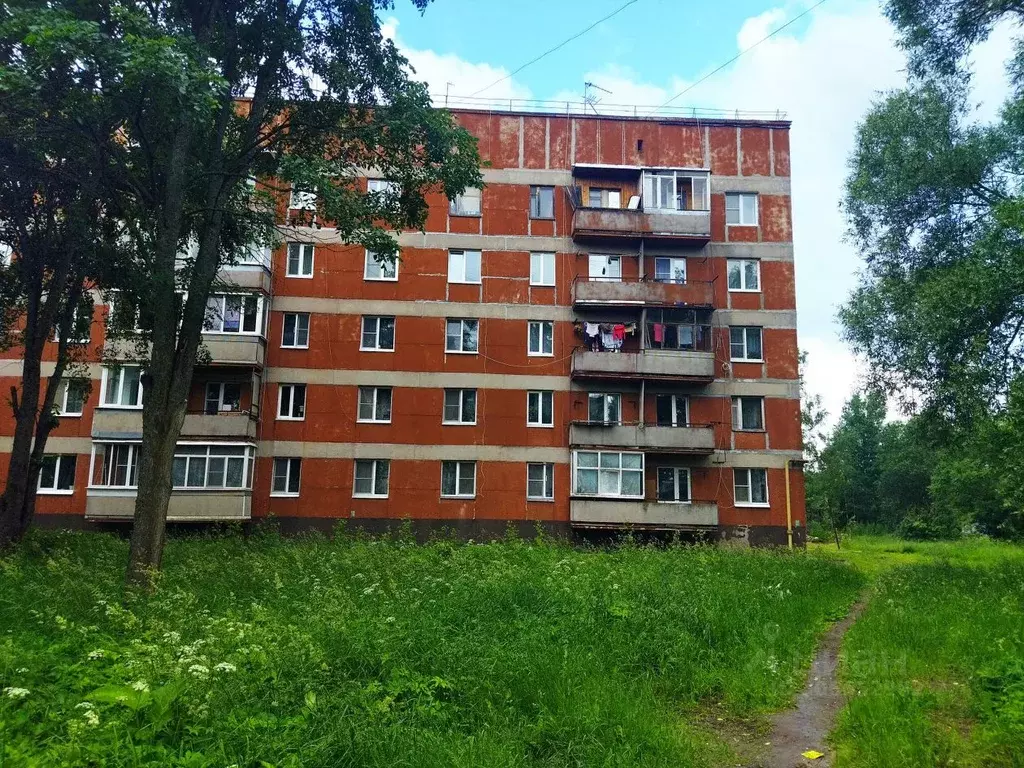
[
  {"x1": 811, "y1": 535, "x2": 1024, "y2": 767},
  {"x1": 0, "y1": 528, "x2": 862, "y2": 768}
]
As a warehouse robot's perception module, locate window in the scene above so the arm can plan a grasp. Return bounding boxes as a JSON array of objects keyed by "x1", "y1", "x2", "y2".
[
  {"x1": 171, "y1": 444, "x2": 254, "y2": 489},
  {"x1": 205, "y1": 382, "x2": 242, "y2": 414},
  {"x1": 443, "y1": 388, "x2": 477, "y2": 424},
  {"x1": 657, "y1": 467, "x2": 691, "y2": 503},
  {"x1": 573, "y1": 451, "x2": 643, "y2": 497},
  {"x1": 588, "y1": 254, "x2": 621, "y2": 281},
  {"x1": 361, "y1": 316, "x2": 395, "y2": 351},
  {"x1": 529, "y1": 186, "x2": 554, "y2": 219},
  {"x1": 272, "y1": 457, "x2": 302, "y2": 496},
  {"x1": 286, "y1": 243, "x2": 314, "y2": 278},
  {"x1": 449, "y1": 187, "x2": 481, "y2": 216},
  {"x1": 364, "y1": 250, "x2": 397, "y2": 281},
  {"x1": 91, "y1": 443, "x2": 139, "y2": 488},
  {"x1": 204, "y1": 294, "x2": 261, "y2": 334},
  {"x1": 56, "y1": 379, "x2": 87, "y2": 416},
  {"x1": 441, "y1": 460, "x2": 476, "y2": 498},
  {"x1": 655, "y1": 394, "x2": 688, "y2": 426},
  {"x1": 646, "y1": 309, "x2": 713, "y2": 352},
  {"x1": 448, "y1": 250, "x2": 482, "y2": 284},
  {"x1": 588, "y1": 393, "x2": 621, "y2": 425},
  {"x1": 527, "y1": 463, "x2": 554, "y2": 501},
  {"x1": 353, "y1": 459, "x2": 390, "y2": 498},
  {"x1": 38, "y1": 455, "x2": 76, "y2": 494},
  {"x1": 367, "y1": 178, "x2": 398, "y2": 195},
  {"x1": 237, "y1": 242, "x2": 271, "y2": 267},
  {"x1": 530, "y1": 252, "x2": 555, "y2": 286},
  {"x1": 528, "y1": 320, "x2": 554, "y2": 356},
  {"x1": 527, "y1": 391, "x2": 554, "y2": 427},
  {"x1": 445, "y1": 318, "x2": 479, "y2": 353},
  {"x1": 282, "y1": 313, "x2": 310, "y2": 348},
  {"x1": 734, "y1": 468, "x2": 769, "y2": 506},
  {"x1": 101, "y1": 366, "x2": 143, "y2": 408},
  {"x1": 642, "y1": 170, "x2": 709, "y2": 212},
  {"x1": 587, "y1": 188, "x2": 621, "y2": 208},
  {"x1": 730, "y1": 327, "x2": 763, "y2": 361},
  {"x1": 357, "y1": 386, "x2": 392, "y2": 423},
  {"x1": 725, "y1": 193, "x2": 758, "y2": 226},
  {"x1": 732, "y1": 396, "x2": 764, "y2": 431},
  {"x1": 654, "y1": 257, "x2": 687, "y2": 284},
  {"x1": 278, "y1": 384, "x2": 306, "y2": 420},
  {"x1": 289, "y1": 188, "x2": 316, "y2": 210},
  {"x1": 727, "y1": 258, "x2": 760, "y2": 291}
]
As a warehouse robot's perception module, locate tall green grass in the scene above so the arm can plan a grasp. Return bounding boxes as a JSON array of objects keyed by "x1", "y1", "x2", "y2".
[{"x1": 0, "y1": 530, "x2": 862, "y2": 767}]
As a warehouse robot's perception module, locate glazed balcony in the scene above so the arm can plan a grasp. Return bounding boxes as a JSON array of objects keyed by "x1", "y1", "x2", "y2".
[
  {"x1": 571, "y1": 348, "x2": 715, "y2": 382},
  {"x1": 86, "y1": 489, "x2": 252, "y2": 521},
  {"x1": 570, "y1": 498, "x2": 719, "y2": 528},
  {"x1": 572, "y1": 277, "x2": 714, "y2": 308},
  {"x1": 569, "y1": 421, "x2": 715, "y2": 454}
]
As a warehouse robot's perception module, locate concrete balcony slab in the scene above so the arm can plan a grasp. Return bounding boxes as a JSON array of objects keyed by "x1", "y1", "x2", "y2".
[{"x1": 570, "y1": 498, "x2": 719, "y2": 527}]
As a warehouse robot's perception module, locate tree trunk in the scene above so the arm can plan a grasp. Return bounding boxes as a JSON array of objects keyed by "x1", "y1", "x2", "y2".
[{"x1": 0, "y1": 360, "x2": 42, "y2": 548}]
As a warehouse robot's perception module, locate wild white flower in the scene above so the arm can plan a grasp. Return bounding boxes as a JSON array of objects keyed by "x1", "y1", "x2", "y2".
[
  {"x1": 4, "y1": 687, "x2": 30, "y2": 700},
  {"x1": 130, "y1": 680, "x2": 150, "y2": 692},
  {"x1": 214, "y1": 662, "x2": 236, "y2": 673},
  {"x1": 87, "y1": 649, "x2": 105, "y2": 660},
  {"x1": 76, "y1": 702, "x2": 95, "y2": 710},
  {"x1": 188, "y1": 664, "x2": 210, "y2": 678},
  {"x1": 385, "y1": 616, "x2": 396, "y2": 624},
  {"x1": 16, "y1": 668, "x2": 28, "y2": 674},
  {"x1": 55, "y1": 615, "x2": 68, "y2": 630},
  {"x1": 82, "y1": 709, "x2": 100, "y2": 727}
]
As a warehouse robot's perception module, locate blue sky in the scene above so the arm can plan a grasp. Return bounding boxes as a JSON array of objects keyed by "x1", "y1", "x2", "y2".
[{"x1": 381, "y1": 0, "x2": 1014, "y2": 426}]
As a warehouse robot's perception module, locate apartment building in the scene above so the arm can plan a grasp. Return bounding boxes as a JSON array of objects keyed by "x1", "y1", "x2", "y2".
[{"x1": 0, "y1": 108, "x2": 805, "y2": 546}]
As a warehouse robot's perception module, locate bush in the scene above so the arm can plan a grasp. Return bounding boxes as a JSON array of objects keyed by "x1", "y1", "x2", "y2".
[{"x1": 896, "y1": 505, "x2": 961, "y2": 541}]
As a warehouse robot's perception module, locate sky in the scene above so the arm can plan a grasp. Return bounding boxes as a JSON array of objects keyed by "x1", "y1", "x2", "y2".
[{"x1": 381, "y1": 0, "x2": 1015, "y2": 427}]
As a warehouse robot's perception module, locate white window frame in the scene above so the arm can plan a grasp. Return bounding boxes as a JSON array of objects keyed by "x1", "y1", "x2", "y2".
[
  {"x1": 573, "y1": 450, "x2": 644, "y2": 499},
  {"x1": 100, "y1": 366, "x2": 144, "y2": 409},
  {"x1": 642, "y1": 170, "x2": 709, "y2": 212},
  {"x1": 204, "y1": 381, "x2": 242, "y2": 414},
  {"x1": 654, "y1": 394, "x2": 689, "y2": 427},
  {"x1": 656, "y1": 467, "x2": 692, "y2": 504},
  {"x1": 725, "y1": 192, "x2": 759, "y2": 226},
  {"x1": 88, "y1": 441, "x2": 141, "y2": 489},
  {"x1": 170, "y1": 443, "x2": 255, "y2": 490},
  {"x1": 286, "y1": 242, "x2": 314, "y2": 278},
  {"x1": 271, "y1": 457, "x2": 302, "y2": 497},
  {"x1": 529, "y1": 186, "x2": 555, "y2": 219},
  {"x1": 367, "y1": 178, "x2": 398, "y2": 195},
  {"x1": 357, "y1": 386, "x2": 392, "y2": 424},
  {"x1": 447, "y1": 249, "x2": 482, "y2": 284},
  {"x1": 588, "y1": 254, "x2": 621, "y2": 282},
  {"x1": 654, "y1": 257, "x2": 687, "y2": 284},
  {"x1": 281, "y1": 312, "x2": 310, "y2": 349},
  {"x1": 587, "y1": 393, "x2": 621, "y2": 425},
  {"x1": 277, "y1": 384, "x2": 307, "y2": 421},
  {"x1": 530, "y1": 252, "x2": 555, "y2": 286},
  {"x1": 527, "y1": 462, "x2": 555, "y2": 501},
  {"x1": 730, "y1": 326, "x2": 763, "y2": 362},
  {"x1": 445, "y1": 318, "x2": 479, "y2": 354},
  {"x1": 527, "y1": 320, "x2": 554, "y2": 357},
  {"x1": 360, "y1": 316, "x2": 396, "y2": 352},
  {"x1": 449, "y1": 187, "x2": 481, "y2": 216},
  {"x1": 734, "y1": 467, "x2": 769, "y2": 507},
  {"x1": 442, "y1": 388, "x2": 477, "y2": 425},
  {"x1": 38, "y1": 454, "x2": 77, "y2": 495},
  {"x1": 56, "y1": 379, "x2": 87, "y2": 417},
  {"x1": 440, "y1": 460, "x2": 477, "y2": 499},
  {"x1": 732, "y1": 396, "x2": 765, "y2": 432},
  {"x1": 237, "y1": 242, "x2": 272, "y2": 268},
  {"x1": 527, "y1": 390, "x2": 554, "y2": 428},
  {"x1": 289, "y1": 188, "x2": 317, "y2": 210},
  {"x1": 727, "y1": 258, "x2": 761, "y2": 292},
  {"x1": 364, "y1": 250, "x2": 398, "y2": 281},
  {"x1": 203, "y1": 293, "x2": 264, "y2": 336},
  {"x1": 353, "y1": 458, "x2": 390, "y2": 498}
]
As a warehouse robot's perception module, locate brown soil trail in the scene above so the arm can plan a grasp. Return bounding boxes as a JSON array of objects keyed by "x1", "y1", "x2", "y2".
[{"x1": 752, "y1": 597, "x2": 868, "y2": 768}]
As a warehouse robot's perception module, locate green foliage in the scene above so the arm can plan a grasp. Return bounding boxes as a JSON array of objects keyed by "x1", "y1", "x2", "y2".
[{"x1": 0, "y1": 531, "x2": 863, "y2": 767}]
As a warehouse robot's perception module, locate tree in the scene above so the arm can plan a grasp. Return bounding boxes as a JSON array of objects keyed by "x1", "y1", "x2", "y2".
[
  {"x1": 798, "y1": 350, "x2": 827, "y2": 466},
  {"x1": 52, "y1": 0, "x2": 482, "y2": 586}
]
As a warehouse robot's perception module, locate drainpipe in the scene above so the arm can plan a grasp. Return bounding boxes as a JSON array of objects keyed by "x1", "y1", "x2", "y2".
[{"x1": 785, "y1": 459, "x2": 793, "y2": 550}]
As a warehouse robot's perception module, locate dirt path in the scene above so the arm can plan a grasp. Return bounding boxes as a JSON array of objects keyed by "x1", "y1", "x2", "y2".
[{"x1": 754, "y1": 598, "x2": 867, "y2": 767}]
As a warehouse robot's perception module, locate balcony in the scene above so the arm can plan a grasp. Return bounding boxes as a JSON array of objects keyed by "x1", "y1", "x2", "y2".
[
  {"x1": 219, "y1": 265, "x2": 271, "y2": 294},
  {"x1": 571, "y1": 207, "x2": 711, "y2": 243},
  {"x1": 573, "y1": 277, "x2": 714, "y2": 308},
  {"x1": 86, "y1": 489, "x2": 252, "y2": 521},
  {"x1": 569, "y1": 421, "x2": 715, "y2": 454},
  {"x1": 92, "y1": 409, "x2": 142, "y2": 439},
  {"x1": 202, "y1": 335, "x2": 266, "y2": 367},
  {"x1": 571, "y1": 349, "x2": 715, "y2": 382},
  {"x1": 182, "y1": 411, "x2": 258, "y2": 439},
  {"x1": 570, "y1": 498, "x2": 719, "y2": 528}
]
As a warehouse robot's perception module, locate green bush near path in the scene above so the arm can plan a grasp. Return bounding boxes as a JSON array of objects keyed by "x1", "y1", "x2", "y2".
[{"x1": 0, "y1": 530, "x2": 862, "y2": 767}]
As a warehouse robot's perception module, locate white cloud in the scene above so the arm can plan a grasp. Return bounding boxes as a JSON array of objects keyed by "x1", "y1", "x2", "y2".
[{"x1": 736, "y1": 8, "x2": 788, "y2": 50}]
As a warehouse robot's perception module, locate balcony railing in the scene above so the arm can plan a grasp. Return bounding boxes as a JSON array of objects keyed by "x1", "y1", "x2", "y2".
[
  {"x1": 569, "y1": 421, "x2": 715, "y2": 453},
  {"x1": 182, "y1": 410, "x2": 258, "y2": 439},
  {"x1": 571, "y1": 207, "x2": 711, "y2": 242},
  {"x1": 571, "y1": 347, "x2": 715, "y2": 382},
  {"x1": 86, "y1": 489, "x2": 251, "y2": 521},
  {"x1": 570, "y1": 498, "x2": 719, "y2": 528},
  {"x1": 572, "y1": 277, "x2": 714, "y2": 307},
  {"x1": 202, "y1": 335, "x2": 267, "y2": 367}
]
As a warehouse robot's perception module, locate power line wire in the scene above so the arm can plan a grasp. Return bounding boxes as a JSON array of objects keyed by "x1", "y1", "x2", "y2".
[
  {"x1": 469, "y1": 0, "x2": 641, "y2": 97},
  {"x1": 646, "y1": 0, "x2": 830, "y2": 115}
]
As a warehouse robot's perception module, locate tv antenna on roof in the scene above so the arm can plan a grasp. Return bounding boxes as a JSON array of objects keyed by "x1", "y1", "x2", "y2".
[{"x1": 584, "y1": 81, "x2": 611, "y2": 115}]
